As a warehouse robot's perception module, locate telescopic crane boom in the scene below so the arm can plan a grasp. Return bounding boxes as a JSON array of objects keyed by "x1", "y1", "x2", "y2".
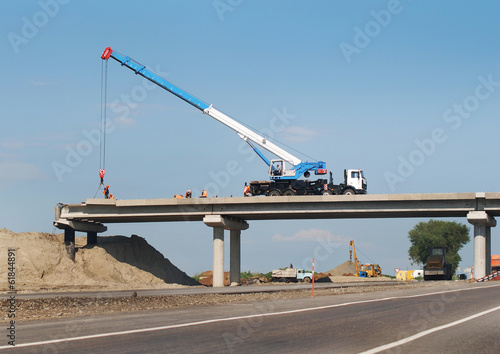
[{"x1": 101, "y1": 47, "x2": 324, "y2": 180}]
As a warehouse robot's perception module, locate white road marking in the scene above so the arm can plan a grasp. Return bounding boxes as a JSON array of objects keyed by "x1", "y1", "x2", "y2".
[
  {"x1": 1, "y1": 283, "x2": 499, "y2": 350},
  {"x1": 360, "y1": 304, "x2": 500, "y2": 354}
]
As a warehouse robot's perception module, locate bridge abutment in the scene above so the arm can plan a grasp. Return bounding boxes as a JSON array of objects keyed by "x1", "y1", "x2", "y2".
[
  {"x1": 467, "y1": 211, "x2": 496, "y2": 279},
  {"x1": 204, "y1": 215, "x2": 249, "y2": 287}
]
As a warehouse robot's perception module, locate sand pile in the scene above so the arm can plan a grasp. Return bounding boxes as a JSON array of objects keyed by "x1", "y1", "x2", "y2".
[
  {"x1": 0, "y1": 229, "x2": 199, "y2": 292},
  {"x1": 326, "y1": 260, "x2": 357, "y2": 276}
]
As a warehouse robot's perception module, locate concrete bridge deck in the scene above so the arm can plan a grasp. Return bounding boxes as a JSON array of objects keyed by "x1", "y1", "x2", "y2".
[
  {"x1": 54, "y1": 192, "x2": 500, "y2": 285},
  {"x1": 56, "y1": 192, "x2": 500, "y2": 224}
]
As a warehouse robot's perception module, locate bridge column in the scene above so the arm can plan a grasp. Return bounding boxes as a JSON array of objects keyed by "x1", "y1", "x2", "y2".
[
  {"x1": 87, "y1": 231, "x2": 98, "y2": 245},
  {"x1": 64, "y1": 228, "x2": 76, "y2": 262},
  {"x1": 467, "y1": 211, "x2": 496, "y2": 279},
  {"x1": 212, "y1": 227, "x2": 225, "y2": 288},
  {"x1": 204, "y1": 215, "x2": 249, "y2": 287},
  {"x1": 230, "y1": 229, "x2": 241, "y2": 286}
]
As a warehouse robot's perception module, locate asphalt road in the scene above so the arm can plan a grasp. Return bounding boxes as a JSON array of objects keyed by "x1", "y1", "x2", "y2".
[{"x1": 2, "y1": 282, "x2": 499, "y2": 353}]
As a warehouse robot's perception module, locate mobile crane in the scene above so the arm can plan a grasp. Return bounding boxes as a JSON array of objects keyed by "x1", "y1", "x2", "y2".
[{"x1": 101, "y1": 47, "x2": 367, "y2": 196}]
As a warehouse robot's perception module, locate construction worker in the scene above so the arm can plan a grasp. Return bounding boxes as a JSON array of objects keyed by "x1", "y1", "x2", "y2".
[
  {"x1": 174, "y1": 194, "x2": 183, "y2": 199},
  {"x1": 243, "y1": 182, "x2": 250, "y2": 197},
  {"x1": 200, "y1": 189, "x2": 207, "y2": 198},
  {"x1": 109, "y1": 194, "x2": 115, "y2": 200},
  {"x1": 103, "y1": 185, "x2": 110, "y2": 199},
  {"x1": 185, "y1": 190, "x2": 192, "y2": 198}
]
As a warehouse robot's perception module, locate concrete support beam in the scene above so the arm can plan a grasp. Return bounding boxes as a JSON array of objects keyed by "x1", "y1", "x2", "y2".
[
  {"x1": 64, "y1": 228, "x2": 75, "y2": 262},
  {"x1": 467, "y1": 211, "x2": 496, "y2": 279},
  {"x1": 54, "y1": 219, "x2": 107, "y2": 233},
  {"x1": 230, "y1": 229, "x2": 241, "y2": 286},
  {"x1": 87, "y1": 231, "x2": 97, "y2": 245},
  {"x1": 212, "y1": 226, "x2": 225, "y2": 288},
  {"x1": 203, "y1": 215, "x2": 249, "y2": 231}
]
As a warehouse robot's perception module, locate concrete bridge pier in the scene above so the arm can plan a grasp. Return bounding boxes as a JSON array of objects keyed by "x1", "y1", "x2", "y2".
[
  {"x1": 204, "y1": 215, "x2": 249, "y2": 287},
  {"x1": 64, "y1": 228, "x2": 76, "y2": 262},
  {"x1": 230, "y1": 229, "x2": 241, "y2": 286},
  {"x1": 87, "y1": 231, "x2": 98, "y2": 245},
  {"x1": 467, "y1": 211, "x2": 496, "y2": 279}
]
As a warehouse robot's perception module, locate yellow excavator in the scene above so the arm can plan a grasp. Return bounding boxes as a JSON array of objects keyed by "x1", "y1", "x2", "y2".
[{"x1": 349, "y1": 240, "x2": 382, "y2": 277}]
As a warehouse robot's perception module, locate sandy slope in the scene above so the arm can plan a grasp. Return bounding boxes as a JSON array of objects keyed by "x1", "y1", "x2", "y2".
[{"x1": 0, "y1": 229, "x2": 199, "y2": 292}]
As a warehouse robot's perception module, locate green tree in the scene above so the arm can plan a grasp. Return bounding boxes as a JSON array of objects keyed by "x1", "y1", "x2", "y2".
[{"x1": 408, "y1": 219, "x2": 470, "y2": 273}]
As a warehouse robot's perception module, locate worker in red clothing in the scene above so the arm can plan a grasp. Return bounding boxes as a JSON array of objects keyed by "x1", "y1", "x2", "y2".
[
  {"x1": 243, "y1": 183, "x2": 250, "y2": 197},
  {"x1": 103, "y1": 185, "x2": 110, "y2": 199}
]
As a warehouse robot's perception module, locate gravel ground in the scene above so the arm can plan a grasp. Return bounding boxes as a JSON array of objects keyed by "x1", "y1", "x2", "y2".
[{"x1": 1, "y1": 281, "x2": 464, "y2": 322}]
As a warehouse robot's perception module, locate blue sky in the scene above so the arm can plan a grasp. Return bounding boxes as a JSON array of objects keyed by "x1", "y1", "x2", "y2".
[{"x1": 1, "y1": 1, "x2": 499, "y2": 276}]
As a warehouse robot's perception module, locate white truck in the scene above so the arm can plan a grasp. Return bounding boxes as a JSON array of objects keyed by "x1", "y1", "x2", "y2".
[{"x1": 272, "y1": 268, "x2": 313, "y2": 283}]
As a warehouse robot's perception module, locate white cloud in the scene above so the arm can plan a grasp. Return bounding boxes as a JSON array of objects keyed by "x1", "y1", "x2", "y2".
[
  {"x1": 273, "y1": 229, "x2": 347, "y2": 244},
  {"x1": 31, "y1": 79, "x2": 58, "y2": 87},
  {"x1": 1, "y1": 140, "x2": 26, "y2": 149},
  {"x1": 0, "y1": 160, "x2": 46, "y2": 185},
  {"x1": 279, "y1": 126, "x2": 322, "y2": 143},
  {"x1": 113, "y1": 117, "x2": 135, "y2": 126}
]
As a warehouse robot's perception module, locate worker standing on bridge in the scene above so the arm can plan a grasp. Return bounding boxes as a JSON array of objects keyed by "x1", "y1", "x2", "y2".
[
  {"x1": 103, "y1": 185, "x2": 110, "y2": 199},
  {"x1": 200, "y1": 189, "x2": 207, "y2": 198},
  {"x1": 243, "y1": 183, "x2": 250, "y2": 197},
  {"x1": 185, "y1": 190, "x2": 192, "y2": 198}
]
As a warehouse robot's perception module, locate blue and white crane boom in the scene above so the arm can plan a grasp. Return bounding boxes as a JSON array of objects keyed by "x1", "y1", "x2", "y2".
[{"x1": 101, "y1": 47, "x2": 324, "y2": 180}]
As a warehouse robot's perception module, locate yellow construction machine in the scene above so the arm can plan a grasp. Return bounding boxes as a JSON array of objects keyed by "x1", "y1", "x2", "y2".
[{"x1": 349, "y1": 240, "x2": 382, "y2": 277}]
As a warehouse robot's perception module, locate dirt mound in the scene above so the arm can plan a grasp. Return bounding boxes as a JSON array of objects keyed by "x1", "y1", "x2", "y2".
[
  {"x1": 326, "y1": 260, "x2": 357, "y2": 276},
  {"x1": 0, "y1": 229, "x2": 199, "y2": 292}
]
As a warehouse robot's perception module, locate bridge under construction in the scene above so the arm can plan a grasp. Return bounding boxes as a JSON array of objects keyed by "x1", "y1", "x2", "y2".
[{"x1": 54, "y1": 192, "x2": 499, "y2": 287}]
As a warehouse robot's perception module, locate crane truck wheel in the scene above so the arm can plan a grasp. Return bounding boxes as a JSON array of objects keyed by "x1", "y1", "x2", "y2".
[
  {"x1": 282, "y1": 189, "x2": 295, "y2": 196},
  {"x1": 343, "y1": 189, "x2": 355, "y2": 195},
  {"x1": 322, "y1": 190, "x2": 333, "y2": 195},
  {"x1": 303, "y1": 277, "x2": 311, "y2": 283},
  {"x1": 268, "y1": 189, "x2": 282, "y2": 197}
]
